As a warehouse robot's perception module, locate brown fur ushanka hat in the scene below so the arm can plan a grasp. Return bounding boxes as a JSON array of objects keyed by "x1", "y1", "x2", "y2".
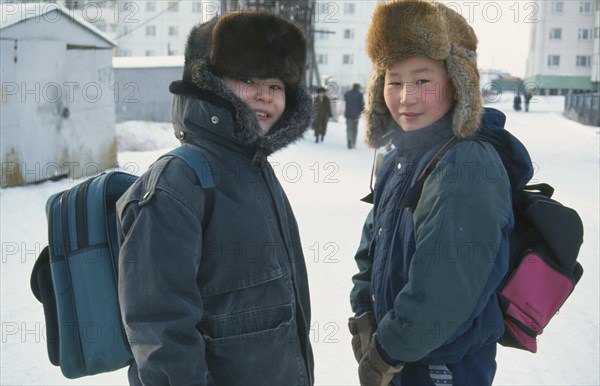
[
  {"x1": 365, "y1": 0, "x2": 483, "y2": 147},
  {"x1": 183, "y1": 12, "x2": 306, "y2": 88}
]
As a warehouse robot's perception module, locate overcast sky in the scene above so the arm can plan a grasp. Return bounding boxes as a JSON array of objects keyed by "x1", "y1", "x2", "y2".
[{"x1": 441, "y1": 0, "x2": 533, "y2": 77}]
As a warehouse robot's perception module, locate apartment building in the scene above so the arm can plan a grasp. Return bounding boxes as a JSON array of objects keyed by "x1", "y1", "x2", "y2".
[
  {"x1": 90, "y1": 1, "x2": 205, "y2": 57},
  {"x1": 525, "y1": 0, "x2": 599, "y2": 95},
  {"x1": 313, "y1": 0, "x2": 378, "y2": 97},
  {"x1": 49, "y1": 0, "x2": 379, "y2": 92}
]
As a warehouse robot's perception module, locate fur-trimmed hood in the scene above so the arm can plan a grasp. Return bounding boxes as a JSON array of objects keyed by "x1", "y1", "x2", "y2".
[
  {"x1": 365, "y1": 0, "x2": 483, "y2": 148},
  {"x1": 171, "y1": 13, "x2": 312, "y2": 156},
  {"x1": 169, "y1": 69, "x2": 312, "y2": 156}
]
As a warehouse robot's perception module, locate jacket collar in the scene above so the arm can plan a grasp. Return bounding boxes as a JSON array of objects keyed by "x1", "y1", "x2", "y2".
[{"x1": 390, "y1": 109, "x2": 455, "y2": 159}]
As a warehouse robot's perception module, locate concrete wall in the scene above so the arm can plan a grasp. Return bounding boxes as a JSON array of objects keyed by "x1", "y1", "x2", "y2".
[{"x1": 114, "y1": 65, "x2": 183, "y2": 123}]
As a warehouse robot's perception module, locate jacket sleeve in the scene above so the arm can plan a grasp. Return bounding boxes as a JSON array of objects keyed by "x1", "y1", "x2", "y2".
[
  {"x1": 377, "y1": 141, "x2": 512, "y2": 362},
  {"x1": 118, "y1": 182, "x2": 213, "y2": 385},
  {"x1": 350, "y1": 209, "x2": 375, "y2": 316}
]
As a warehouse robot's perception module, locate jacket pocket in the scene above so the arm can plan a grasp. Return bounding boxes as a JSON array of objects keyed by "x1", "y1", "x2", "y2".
[
  {"x1": 199, "y1": 267, "x2": 293, "y2": 318},
  {"x1": 201, "y1": 304, "x2": 307, "y2": 385},
  {"x1": 199, "y1": 303, "x2": 292, "y2": 339}
]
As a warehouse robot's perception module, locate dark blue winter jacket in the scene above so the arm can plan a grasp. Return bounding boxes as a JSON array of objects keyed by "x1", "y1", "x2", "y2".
[
  {"x1": 116, "y1": 62, "x2": 315, "y2": 385},
  {"x1": 351, "y1": 108, "x2": 533, "y2": 385}
]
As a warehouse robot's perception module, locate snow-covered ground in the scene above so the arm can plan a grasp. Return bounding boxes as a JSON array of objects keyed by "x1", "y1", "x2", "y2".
[{"x1": 1, "y1": 95, "x2": 598, "y2": 385}]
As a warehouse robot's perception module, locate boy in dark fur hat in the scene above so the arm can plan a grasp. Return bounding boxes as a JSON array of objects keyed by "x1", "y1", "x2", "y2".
[
  {"x1": 116, "y1": 12, "x2": 314, "y2": 385},
  {"x1": 348, "y1": 1, "x2": 533, "y2": 385}
]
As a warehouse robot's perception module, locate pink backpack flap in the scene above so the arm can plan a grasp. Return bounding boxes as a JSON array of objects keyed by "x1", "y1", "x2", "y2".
[{"x1": 498, "y1": 184, "x2": 584, "y2": 353}]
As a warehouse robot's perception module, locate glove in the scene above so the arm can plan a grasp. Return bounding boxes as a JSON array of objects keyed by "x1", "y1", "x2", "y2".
[
  {"x1": 348, "y1": 312, "x2": 377, "y2": 363},
  {"x1": 358, "y1": 334, "x2": 403, "y2": 386}
]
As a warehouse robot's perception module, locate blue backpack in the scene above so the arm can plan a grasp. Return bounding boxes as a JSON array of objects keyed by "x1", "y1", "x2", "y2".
[{"x1": 30, "y1": 146, "x2": 214, "y2": 378}]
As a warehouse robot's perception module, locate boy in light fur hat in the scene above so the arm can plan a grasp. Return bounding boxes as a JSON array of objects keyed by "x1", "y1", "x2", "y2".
[
  {"x1": 117, "y1": 11, "x2": 315, "y2": 385},
  {"x1": 348, "y1": 1, "x2": 533, "y2": 385}
]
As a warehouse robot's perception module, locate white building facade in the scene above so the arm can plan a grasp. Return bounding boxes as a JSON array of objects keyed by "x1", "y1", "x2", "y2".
[
  {"x1": 51, "y1": 1, "x2": 379, "y2": 91},
  {"x1": 313, "y1": 0, "x2": 378, "y2": 100},
  {"x1": 525, "y1": 0, "x2": 598, "y2": 94}
]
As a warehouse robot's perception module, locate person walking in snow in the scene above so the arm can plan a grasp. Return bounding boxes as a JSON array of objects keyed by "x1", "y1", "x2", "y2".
[
  {"x1": 348, "y1": 1, "x2": 533, "y2": 385},
  {"x1": 513, "y1": 94, "x2": 522, "y2": 111},
  {"x1": 116, "y1": 12, "x2": 314, "y2": 385},
  {"x1": 344, "y1": 83, "x2": 365, "y2": 149},
  {"x1": 524, "y1": 91, "x2": 532, "y2": 112},
  {"x1": 313, "y1": 86, "x2": 332, "y2": 143}
]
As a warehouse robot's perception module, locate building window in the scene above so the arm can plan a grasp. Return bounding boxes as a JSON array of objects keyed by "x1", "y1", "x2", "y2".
[
  {"x1": 344, "y1": 29, "x2": 354, "y2": 39},
  {"x1": 578, "y1": 28, "x2": 592, "y2": 40},
  {"x1": 168, "y1": 1, "x2": 178, "y2": 12},
  {"x1": 318, "y1": 31, "x2": 330, "y2": 40},
  {"x1": 192, "y1": 2, "x2": 202, "y2": 13},
  {"x1": 317, "y1": 54, "x2": 328, "y2": 65},
  {"x1": 547, "y1": 55, "x2": 560, "y2": 67},
  {"x1": 551, "y1": 1, "x2": 564, "y2": 13},
  {"x1": 343, "y1": 54, "x2": 354, "y2": 65},
  {"x1": 579, "y1": 1, "x2": 593, "y2": 13},
  {"x1": 146, "y1": 25, "x2": 156, "y2": 36},
  {"x1": 146, "y1": 2, "x2": 155, "y2": 12},
  {"x1": 145, "y1": 50, "x2": 155, "y2": 57},
  {"x1": 576, "y1": 55, "x2": 591, "y2": 67},
  {"x1": 549, "y1": 28, "x2": 562, "y2": 40},
  {"x1": 344, "y1": 3, "x2": 355, "y2": 14},
  {"x1": 169, "y1": 26, "x2": 178, "y2": 36},
  {"x1": 595, "y1": 27, "x2": 600, "y2": 39}
]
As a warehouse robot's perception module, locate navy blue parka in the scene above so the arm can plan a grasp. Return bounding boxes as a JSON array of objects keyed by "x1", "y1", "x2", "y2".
[
  {"x1": 116, "y1": 58, "x2": 315, "y2": 385},
  {"x1": 351, "y1": 108, "x2": 533, "y2": 384}
]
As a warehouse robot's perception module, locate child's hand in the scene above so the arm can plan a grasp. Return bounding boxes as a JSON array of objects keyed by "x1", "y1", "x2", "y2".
[
  {"x1": 348, "y1": 312, "x2": 377, "y2": 363},
  {"x1": 358, "y1": 334, "x2": 403, "y2": 386}
]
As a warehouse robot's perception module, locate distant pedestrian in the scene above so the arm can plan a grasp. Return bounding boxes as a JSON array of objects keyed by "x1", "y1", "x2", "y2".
[
  {"x1": 524, "y1": 92, "x2": 532, "y2": 112},
  {"x1": 313, "y1": 87, "x2": 332, "y2": 143},
  {"x1": 344, "y1": 83, "x2": 365, "y2": 149},
  {"x1": 513, "y1": 95, "x2": 522, "y2": 111}
]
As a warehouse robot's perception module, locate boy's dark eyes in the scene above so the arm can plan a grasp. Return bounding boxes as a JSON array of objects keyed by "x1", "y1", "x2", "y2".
[
  {"x1": 240, "y1": 79, "x2": 283, "y2": 90},
  {"x1": 387, "y1": 80, "x2": 430, "y2": 86}
]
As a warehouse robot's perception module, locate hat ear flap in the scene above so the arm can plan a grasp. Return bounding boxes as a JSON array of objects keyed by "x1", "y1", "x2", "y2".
[
  {"x1": 365, "y1": 72, "x2": 393, "y2": 148},
  {"x1": 446, "y1": 45, "x2": 482, "y2": 138}
]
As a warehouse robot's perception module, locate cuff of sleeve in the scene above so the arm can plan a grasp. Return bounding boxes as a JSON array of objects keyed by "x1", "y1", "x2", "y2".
[
  {"x1": 375, "y1": 334, "x2": 403, "y2": 366},
  {"x1": 354, "y1": 304, "x2": 373, "y2": 317}
]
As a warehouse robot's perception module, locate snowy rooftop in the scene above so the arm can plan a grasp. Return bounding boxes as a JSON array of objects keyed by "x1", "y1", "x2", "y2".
[
  {"x1": 113, "y1": 55, "x2": 185, "y2": 69},
  {"x1": 0, "y1": 2, "x2": 116, "y2": 46}
]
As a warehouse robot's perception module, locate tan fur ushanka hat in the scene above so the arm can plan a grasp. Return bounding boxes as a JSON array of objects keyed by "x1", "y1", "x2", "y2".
[{"x1": 365, "y1": 0, "x2": 483, "y2": 147}]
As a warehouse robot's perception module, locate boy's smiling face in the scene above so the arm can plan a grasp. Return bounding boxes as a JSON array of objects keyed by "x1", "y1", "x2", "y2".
[
  {"x1": 384, "y1": 57, "x2": 456, "y2": 132},
  {"x1": 224, "y1": 77, "x2": 286, "y2": 134}
]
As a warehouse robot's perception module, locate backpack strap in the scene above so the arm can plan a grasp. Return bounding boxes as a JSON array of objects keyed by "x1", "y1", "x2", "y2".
[
  {"x1": 523, "y1": 183, "x2": 554, "y2": 198},
  {"x1": 162, "y1": 146, "x2": 215, "y2": 230},
  {"x1": 400, "y1": 136, "x2": 460, "y2": 212}
]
